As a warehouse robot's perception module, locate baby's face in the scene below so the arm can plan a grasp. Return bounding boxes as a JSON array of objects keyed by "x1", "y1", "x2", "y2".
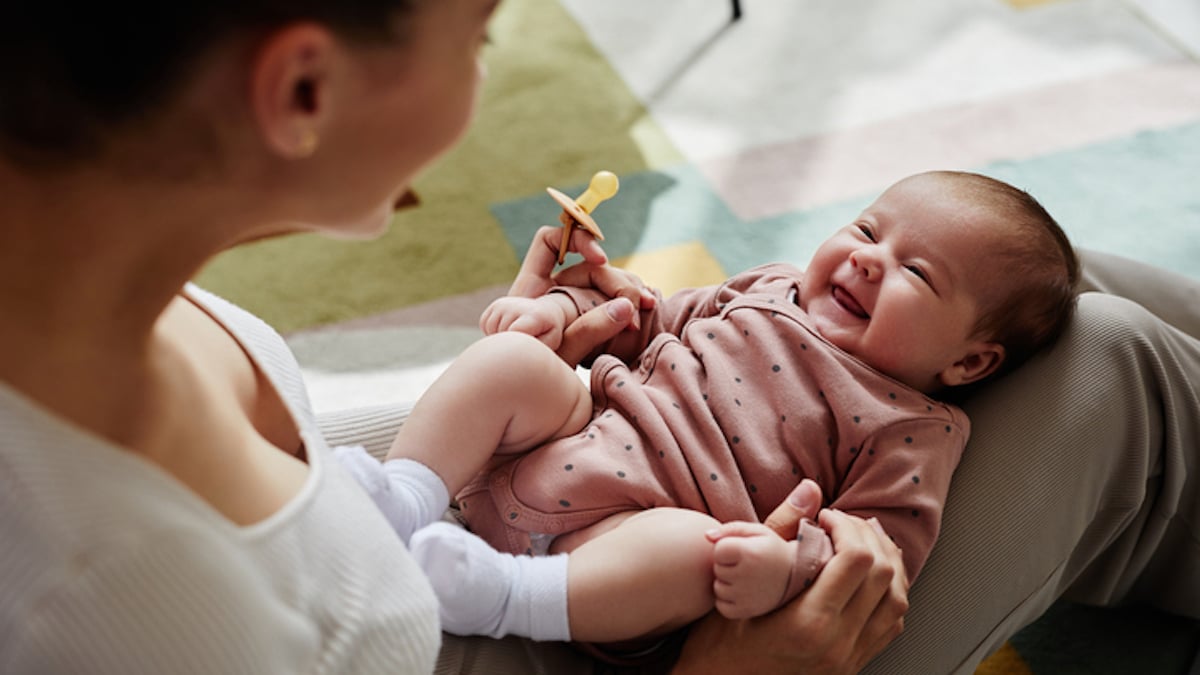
[{"x1": 799, "y1": 175, "x2": 1007, "y2": 392}]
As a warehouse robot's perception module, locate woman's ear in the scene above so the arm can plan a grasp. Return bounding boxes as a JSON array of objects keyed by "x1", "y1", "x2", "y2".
[
  {"x1": 939, "y1": 342, "x2": 1005, "y2": 387},
  {"x1": 248, "y1": 23, "x2": 337, "y2": 159}
]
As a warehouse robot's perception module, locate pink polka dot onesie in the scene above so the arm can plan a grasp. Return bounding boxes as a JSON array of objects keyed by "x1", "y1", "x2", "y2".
[{"x1": 456, "y1": 263, "x2": 968, "y2": 605}]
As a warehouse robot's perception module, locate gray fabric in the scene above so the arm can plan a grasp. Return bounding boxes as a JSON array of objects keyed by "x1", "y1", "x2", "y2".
[
  {"x1": 315, "y1": 249, "x2": 1200, "y2": 675},
  {"x1": 867, "y1": 291, "x2": 1200, "y2": 674},
  {"x1": 1077, "y1": 248, "x2": 1200, "y2": 336},
  {"x1": 318, "y1": 403, "x2": 414, "y2": 462}
]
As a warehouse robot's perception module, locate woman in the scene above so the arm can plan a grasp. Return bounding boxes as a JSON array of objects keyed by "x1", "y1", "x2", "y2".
[{"x1": 0, "y1": 1, "x2": 907, "y2": 673}]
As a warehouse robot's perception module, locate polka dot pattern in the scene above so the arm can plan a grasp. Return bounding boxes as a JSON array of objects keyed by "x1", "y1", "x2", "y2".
[{"x1": 458, "y1": 274, "x2": 967, "y2": 592}]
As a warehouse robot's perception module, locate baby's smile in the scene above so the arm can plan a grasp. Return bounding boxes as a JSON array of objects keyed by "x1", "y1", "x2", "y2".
[{"x1": 832, "y1": 285, "x2": 869, "y2": 319}]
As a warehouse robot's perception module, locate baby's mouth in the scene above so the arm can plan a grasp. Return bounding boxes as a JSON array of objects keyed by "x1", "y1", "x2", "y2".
[{"x1": 832, "y1": 286, "x2": 869, "y2": 319}]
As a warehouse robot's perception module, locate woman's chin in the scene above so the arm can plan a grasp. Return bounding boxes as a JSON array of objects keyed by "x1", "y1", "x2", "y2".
[{"x1": 320, "y1": 206, "x2": 396, "y2": 241}]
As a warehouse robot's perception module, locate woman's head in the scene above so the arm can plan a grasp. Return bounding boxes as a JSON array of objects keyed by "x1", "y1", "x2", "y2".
[{"x1": 0, "y1": 0, "x2": 499, "y2": 237}]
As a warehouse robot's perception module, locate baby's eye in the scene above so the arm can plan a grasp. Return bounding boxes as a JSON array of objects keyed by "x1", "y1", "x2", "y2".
[
  {"x1": 856, "y1": 224, "x2": 876, "y2": 242},
  {"x1": 906, "y1": 265, "x2": 930, "y2": 284}
]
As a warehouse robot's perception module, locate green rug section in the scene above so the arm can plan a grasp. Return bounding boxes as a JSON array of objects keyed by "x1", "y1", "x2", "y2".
[
  {"x1": 194, "y1": 0, "x2": 681, "y2": 333},
  {"x1": 194, "y1": 0, "x2": 1200, "y2": 337}
]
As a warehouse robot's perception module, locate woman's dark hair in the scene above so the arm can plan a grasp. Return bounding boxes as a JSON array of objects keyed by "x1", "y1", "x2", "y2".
[{"x1": 0, "y1": 2, "x2": 419, "y2": 168}]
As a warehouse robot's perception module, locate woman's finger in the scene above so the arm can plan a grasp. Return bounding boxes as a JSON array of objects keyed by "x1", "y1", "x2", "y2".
[
  {"x1": 553, "y1": 263, "x2": 656, "y2": 313},
  {"x1": 817, "y1": 510, "x2": 907, "y2": 670},
  {"x1": 851, "y1": 519, "x2": 909, "y2": 665},
  {"x1": 801, "y1": 512, "x2": 879, "y2": 616},
  {"x1": 509, "y1": 226, "x2": 570, "y2": 299},
  {"x1": 567, "y1": 225, "x2": 609, "y2": 266},
  {"x1": 761, "y1": 478, "x2": 823, "y2": 539},
  {"x1": 509, "y1": 226, "x2": 610, "y2": 299},
  {"x1": 557, "y1": 297, "x2": 637, "y2": 367}
]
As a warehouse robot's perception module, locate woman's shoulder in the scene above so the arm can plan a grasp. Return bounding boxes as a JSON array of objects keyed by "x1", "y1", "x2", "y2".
[{"x1": 183, "y1": 284, "x2": 317, "y2": 429}]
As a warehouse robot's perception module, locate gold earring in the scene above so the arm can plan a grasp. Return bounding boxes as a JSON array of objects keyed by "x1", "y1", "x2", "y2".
[{"x1": 297, "y1": 129, "x2": 319, "y2": 157}]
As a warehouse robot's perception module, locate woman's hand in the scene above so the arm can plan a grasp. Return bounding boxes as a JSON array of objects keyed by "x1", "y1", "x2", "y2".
[
  {"x1": 672, "y1": 481, "x2": 910, "y2": 675},
  {"x1": 508, "y1": 225, "x2": 655, "y2": 366}
]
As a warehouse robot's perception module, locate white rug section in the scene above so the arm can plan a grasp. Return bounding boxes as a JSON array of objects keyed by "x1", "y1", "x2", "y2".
[
  {"x1": 287, "y1": 326, "x2": 482, "y2": 413},
  {"x1": 561, "y1": 0, "x2": 1181, "y2": 161},
  {"x1": 289, "y1": 326, "x2": 595, "y2": 414},
  {"x1": 1124, "y1": 0, "x2": 1200, "y2": 58}
]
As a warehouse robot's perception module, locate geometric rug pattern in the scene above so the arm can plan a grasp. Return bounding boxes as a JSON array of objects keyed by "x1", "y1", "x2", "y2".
[{"x1": 193, "y1": 0, "x2": 1200, "y2": 671}]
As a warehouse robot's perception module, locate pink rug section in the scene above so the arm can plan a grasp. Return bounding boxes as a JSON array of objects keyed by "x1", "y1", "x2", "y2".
[
  {"x1": 286, "y1": 284, "x2": 506, "y2": 337},
  {"x1": 699, "y1": 60, "x2": 1200, "y2": 221}
]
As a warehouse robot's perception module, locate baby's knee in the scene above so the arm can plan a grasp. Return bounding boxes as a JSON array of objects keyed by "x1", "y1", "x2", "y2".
[
  {"x1": 457, "y1": 331, "x2": 561, "y2": 385},
  {"x1": 625, "y1": 509, "x2": 723, "y2": 619},
  {"x1": 626, "y1": 508, "x2": 722, "y2": 563}
]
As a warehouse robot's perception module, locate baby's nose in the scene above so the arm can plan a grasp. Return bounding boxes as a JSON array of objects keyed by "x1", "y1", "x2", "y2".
[{"x1": 850, "y1": 249, "x2": 882, "y2": 280}]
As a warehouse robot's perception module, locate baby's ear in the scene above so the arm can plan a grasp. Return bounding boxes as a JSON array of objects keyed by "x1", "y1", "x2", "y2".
[{"x1": 939, "y1": 342, "x2": 1005, "y2": 387}]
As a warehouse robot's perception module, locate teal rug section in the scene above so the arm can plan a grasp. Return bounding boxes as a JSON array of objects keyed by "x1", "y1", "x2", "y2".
[
  {"x1": 491, "y1": 165, "x2": 738, "y2": 266},
  {"x1": 983, "y1": 120, "x2": 1200, "y2": 281},
  {"x1": 490, "y1": 119, "x2": 1200, "y2": 282}
]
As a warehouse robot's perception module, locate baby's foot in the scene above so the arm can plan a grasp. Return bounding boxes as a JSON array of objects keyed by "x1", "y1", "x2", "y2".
[
  {"x1": 409, "y1": 522, "x2": 516, "y2": 636},
  {"x1": 707, "y1": 521, "x2": 798, "y2": 619},
  {"x1": 409, "y1": 522, "x2": 569, "y2": 640}
]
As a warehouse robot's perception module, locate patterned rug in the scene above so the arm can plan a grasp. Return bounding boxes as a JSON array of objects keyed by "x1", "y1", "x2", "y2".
[{"x1": 195, "y1": 0, "x2": 1200, "y2": 671}]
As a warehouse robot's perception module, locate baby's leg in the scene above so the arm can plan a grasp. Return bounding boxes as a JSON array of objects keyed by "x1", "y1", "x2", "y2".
[
  {"x1": 556, "y1": 508, "x2": 725, "y2": 644},
  {"x1": 352, "y1": 332, "x2": 591, "y2": 543},
  {"x1": 388, "y1": 331, "x2": 593, "y2": 495},
  {"x1": 411, "y1": 508, "x2": 725, "y2": 644}
]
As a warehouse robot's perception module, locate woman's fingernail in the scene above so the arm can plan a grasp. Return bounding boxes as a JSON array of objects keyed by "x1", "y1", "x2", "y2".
[
  {"x1": 606, "y1": 300, "x2": 631, "y2": 321},
  {"x1": 787, "y1": 488, "x2": 807, "y2": 508},
  {"x1": 869, "y1": 518, "x2": 888, "y2": 538}
]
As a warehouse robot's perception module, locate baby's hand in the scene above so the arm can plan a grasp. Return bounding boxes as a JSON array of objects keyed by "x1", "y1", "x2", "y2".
[
  {"x1": 480, "y1": 295, "x2": 576, "y2": 350},
  {"x1": 706, "y1": 521, "x2": 798, "y2": 619}
]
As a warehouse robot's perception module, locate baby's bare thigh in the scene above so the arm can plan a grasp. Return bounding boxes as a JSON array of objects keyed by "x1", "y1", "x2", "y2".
[
  {"x1": 552, "y1": 507, "x2": 725, "y2": 640},
  {"x1": 549, "y1": 508, "x2": 720, "y2": 555}
]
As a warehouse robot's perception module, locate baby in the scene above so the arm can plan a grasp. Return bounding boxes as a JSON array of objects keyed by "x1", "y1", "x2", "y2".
[{"x1": 338, "y1": 170, "x2": 1079, "y2": 651}]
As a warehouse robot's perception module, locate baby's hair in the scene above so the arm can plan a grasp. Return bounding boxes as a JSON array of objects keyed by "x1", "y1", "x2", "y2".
[
  {"x1": 0, "y1": 1, "x2": 422, "y2": 168},
  {"x1": 928, "y1": 171, "x2": 1079, "y2": 379}
]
